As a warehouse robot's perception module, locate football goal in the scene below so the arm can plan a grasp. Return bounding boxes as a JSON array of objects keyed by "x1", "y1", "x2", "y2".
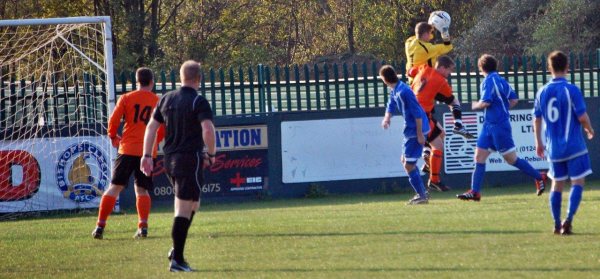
[{"x1": 0, "y1": 16, "x2": 116, "y2": 219}]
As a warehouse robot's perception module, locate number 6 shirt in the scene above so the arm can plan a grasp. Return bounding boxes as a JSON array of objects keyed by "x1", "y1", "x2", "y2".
[
  {"x1": 108, "y1": 89, "x2": 165, "y2": 157},
  {"x1": 533, "y1": 77, "x2": 588, "y2": 162}
]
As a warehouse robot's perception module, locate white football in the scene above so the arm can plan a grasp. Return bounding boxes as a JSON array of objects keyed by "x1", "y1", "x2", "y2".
[{"x1": 428, "y1": 11, "x2": 451, "y2": 32}]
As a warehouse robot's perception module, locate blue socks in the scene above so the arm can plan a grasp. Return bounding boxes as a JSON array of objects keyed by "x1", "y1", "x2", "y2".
[
  {"x1": 549, "y1": 191, "x2": 562, "y2": 229},
  {"x1": 512, "y1": 158, "x2": 542, "y2": 180},
  {"x1": 549, "y1": 185, "x2": 583, "y2": 228},
  {"x1": 471, "y1": 163, "x2": 485, "y2": 193},
  {"x1": 566, "y1": 185, "x2": 583, "y2": 221},
  {"x1": 408, "y1": 168, "x2": 426, "y2": 197}
]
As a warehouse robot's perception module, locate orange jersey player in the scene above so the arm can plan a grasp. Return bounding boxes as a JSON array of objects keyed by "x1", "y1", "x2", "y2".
[
  {"x1": 410, "y1": 56, "x2": 474, "y2": 193},
  {"x1": 92, "y1": 67, "x2": 164, "y2": 240},
  {"x1": 108, "y1": 87, "x2": 165, "y2": 157}
]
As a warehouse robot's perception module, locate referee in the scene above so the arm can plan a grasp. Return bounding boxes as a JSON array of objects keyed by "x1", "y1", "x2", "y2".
[{"x1": 141, "y1": 60, "x2": 216, "y2": 272}]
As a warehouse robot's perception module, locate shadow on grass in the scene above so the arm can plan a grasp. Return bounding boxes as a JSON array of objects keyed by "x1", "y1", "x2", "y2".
[
  {"x1": 93, "y1": 235, "x2": 172, "y2": 241},
  {"x1": 189, "y1": 266, "x2": 600, "y2": 273},
  {"x1": 202, "y1": 229, "x2": 548, "y2": 238},
  {"x1": 4, "y1": 181, "x2": 599, "y2": 221},
  {"x1": 189, "y1": 183, "x2": 600, "y2": 213}
]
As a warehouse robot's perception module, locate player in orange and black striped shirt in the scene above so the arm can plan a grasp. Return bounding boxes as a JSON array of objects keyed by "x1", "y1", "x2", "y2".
[
  {"x1": 92, "y1": 67, "x2": 164, "y2": 240},
  {"x1": 411, "y1": 56, "x2": 474, "y2": 193}
]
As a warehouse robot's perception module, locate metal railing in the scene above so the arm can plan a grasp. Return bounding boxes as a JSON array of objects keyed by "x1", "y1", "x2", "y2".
[
  {"x1": 119, "y1": 50, "x2": 599, "y2": 116},
  {"x1": 1, "y1": 50, "x2": 598, "y2": 124}
]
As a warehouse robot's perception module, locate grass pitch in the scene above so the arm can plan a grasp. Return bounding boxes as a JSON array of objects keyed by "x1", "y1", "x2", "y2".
[{"x1": 2, "y1": 182, "x2": 600, "y2": 279}]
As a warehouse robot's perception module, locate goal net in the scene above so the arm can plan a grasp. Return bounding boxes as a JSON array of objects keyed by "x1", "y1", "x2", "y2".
[{"x1": 0, "y1": 17, "x2": 116, "y2": 219}]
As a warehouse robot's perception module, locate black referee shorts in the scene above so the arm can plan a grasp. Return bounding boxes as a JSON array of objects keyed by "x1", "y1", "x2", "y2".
[
  {"x1": 163, "y1": 152, "x2": 204, "y2": 201},
  {"x1": 111, "y1": 154, "x2": 153, "y2": 189}
]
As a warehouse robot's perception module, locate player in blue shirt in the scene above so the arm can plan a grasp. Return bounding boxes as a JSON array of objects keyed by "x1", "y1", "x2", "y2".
[
  {"x1": 533, "y1": 51, "x2": 594, "y2": 235},
  {"x1": 380, "y1": 65, "x2": 431, "y2": 204},
  {"x1": 457, "y1": 54, "x2": 546, "y2": 201}
]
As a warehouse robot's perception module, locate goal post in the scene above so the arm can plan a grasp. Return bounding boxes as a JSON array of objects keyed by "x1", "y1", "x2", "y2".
[
  {"x1": 0, "y1": 16, "x2": 116, "y2": 219},
  {"x1": 0, "y1": 16, "x2": 116, "y2": 113}
]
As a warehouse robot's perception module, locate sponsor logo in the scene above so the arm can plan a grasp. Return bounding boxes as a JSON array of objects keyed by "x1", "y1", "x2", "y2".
[
  {"x1": 0, "y1": 150, "x2": 41, "y2": 201},
  {"x1": 56, "y1": 142, "x2": 109, "y2": 202},
  {"x1": 443, "y1": 110, "x2": 546, "y2": 174},
  {"x1": 229, "y1": 172, "x2": 264, "y2": 191},
  {"x1": 208, "y1": 154, "x2": 263, "y2": 172},
  {"x1": 443, "y1": 112, "x2": 478, "y2": 174},
  {"x1": 215, "y1": 125, "x2": 268, "y2": 151}
]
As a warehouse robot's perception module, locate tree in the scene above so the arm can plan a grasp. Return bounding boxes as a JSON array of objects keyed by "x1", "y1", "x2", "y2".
[
  {"x1": 2, "y1": 0, "x2": 596, "y2": 71},
  {"x1": 455, "y1": 0, "x2": 547, "y2": 56},
  {"x1": 523, "y1": 0, "x2": 600, "y2": 55}
]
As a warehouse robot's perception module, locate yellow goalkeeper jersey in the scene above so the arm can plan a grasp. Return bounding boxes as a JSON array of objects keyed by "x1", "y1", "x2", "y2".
[{"x1": 404, "y1": 36, "x2": 453, "y2": 74}]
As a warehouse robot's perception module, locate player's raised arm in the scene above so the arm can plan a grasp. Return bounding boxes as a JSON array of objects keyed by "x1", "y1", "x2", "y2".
[
  {"x1": 429, "y1": 11, "x2": 452, "y2": 42},
  {"x1": 428, "y1": 11, "x2": 453, "y2": 53},
  {"x1": 429, "y1": 42, "x2": 453, "y2": 58}
]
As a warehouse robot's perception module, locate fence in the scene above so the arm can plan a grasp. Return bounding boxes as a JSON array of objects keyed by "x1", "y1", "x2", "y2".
[
  {"x1": 116, "y1": 50, "x2": 598, "y2": 116},
  {"x1": 0, "y1": 73, "x2": 108, "y2": 129},
  {"x1": 1, "y1": 51, "x2": 598, "y2": 125}
]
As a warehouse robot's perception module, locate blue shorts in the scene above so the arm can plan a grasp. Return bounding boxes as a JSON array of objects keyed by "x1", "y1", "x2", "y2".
[
  {"x1": 548, "y1": 153, "x2": 592, "y2": 181},
  {"x1": 403, "y1": 137, "x2": 423, "y2": 164},
  {"x1": 477, "y1": 122, "x2": 516, "y2": 155}
]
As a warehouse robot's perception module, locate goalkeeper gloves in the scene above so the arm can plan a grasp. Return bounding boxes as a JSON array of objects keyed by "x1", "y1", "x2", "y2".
[
  {"x1": 428, "y1": 11, "x2": 451, "y2": 42},
  {"x1": 441, "y1": 28, "x2": 451, "y2": 42}
]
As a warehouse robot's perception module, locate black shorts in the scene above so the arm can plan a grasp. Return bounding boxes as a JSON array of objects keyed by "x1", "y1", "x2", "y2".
[
  {"x1": 426, "y1": 113, "x2": 443, "y2": 143},
  {"x1": 163, "y1": 152, "x2": 204, "y2": 201},
  {"x1": 111, "y1": 154, "x2": 153, "y2": 189}
]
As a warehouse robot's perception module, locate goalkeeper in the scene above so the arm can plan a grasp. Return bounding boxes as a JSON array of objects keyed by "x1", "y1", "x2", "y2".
[
  {"x1": 411, "y1": 56, "x2": 475, "y2": 192},
  {"x1": 405, "y1": 11, "x2": 453, "y2": 83}
]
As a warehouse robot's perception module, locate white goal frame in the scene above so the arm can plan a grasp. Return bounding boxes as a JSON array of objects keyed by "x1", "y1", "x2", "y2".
[
  {"x1": 0, "y1": 16, "x2": 117, "y2": 217},
  {"x1": 0, "y1": 16, "x2": 116, "y2": 115}
]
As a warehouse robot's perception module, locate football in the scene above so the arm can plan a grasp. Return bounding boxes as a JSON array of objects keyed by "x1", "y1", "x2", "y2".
[{"x1": 428, "y1": 11, "x2": 451, "y2": 40}]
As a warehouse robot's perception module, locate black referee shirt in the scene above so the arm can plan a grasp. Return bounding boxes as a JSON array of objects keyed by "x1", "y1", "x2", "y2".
[{"x1": 152, "y1": 86, "x2": 213, "y2": 155}]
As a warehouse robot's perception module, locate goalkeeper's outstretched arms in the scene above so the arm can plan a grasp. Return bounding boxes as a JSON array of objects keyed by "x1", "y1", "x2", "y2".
[
  {"x1": 429, "y1": 11, "x2": 452, "y2": 42},
  {"x1": 427, "y1": 11, "x2": 453, "y2": 62}
]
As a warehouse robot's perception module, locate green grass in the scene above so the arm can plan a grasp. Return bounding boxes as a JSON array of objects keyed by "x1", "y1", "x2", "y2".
[{"x1": 2, "y1": 182, "x2": 600, "y2": 279}]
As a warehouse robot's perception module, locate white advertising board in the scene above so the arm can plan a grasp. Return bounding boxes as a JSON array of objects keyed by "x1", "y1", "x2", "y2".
[
  {"x1": 0, "y1": 137, "x2": 113, "y2": 213},
  {"x1": 282, "y1": 116, "x2": 424, "y2": 183},
  {"x1": 443, "y1": 110, "x2": 548, "y2": 174}
]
